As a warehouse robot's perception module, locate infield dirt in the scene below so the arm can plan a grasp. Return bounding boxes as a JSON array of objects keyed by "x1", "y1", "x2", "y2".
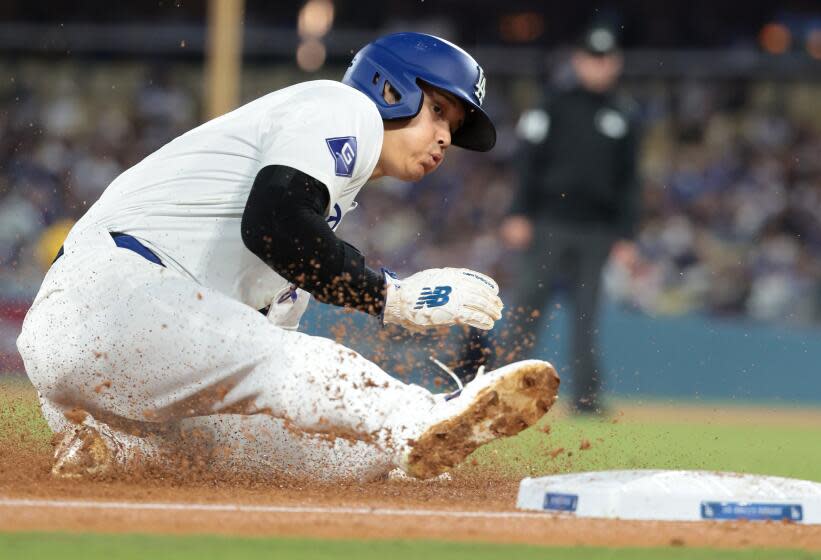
[{"x1": 1, "y1": 379, "x2": 820, "y2": 551}]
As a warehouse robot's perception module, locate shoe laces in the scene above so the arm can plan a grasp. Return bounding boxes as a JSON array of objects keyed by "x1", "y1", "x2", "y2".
[{"x1": 429, "y1": 356, "x2": 485, "y2": 401}]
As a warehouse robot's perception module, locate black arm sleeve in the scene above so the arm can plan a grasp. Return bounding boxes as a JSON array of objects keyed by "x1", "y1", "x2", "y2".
[{"x1": 241, "y1": 165, "x2": 386, "y2": 316}]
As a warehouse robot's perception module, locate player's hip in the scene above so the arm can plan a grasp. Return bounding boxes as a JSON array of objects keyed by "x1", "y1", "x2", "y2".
[{"x1": 19, "y1": 229, "x2": 180, "y2": 353}]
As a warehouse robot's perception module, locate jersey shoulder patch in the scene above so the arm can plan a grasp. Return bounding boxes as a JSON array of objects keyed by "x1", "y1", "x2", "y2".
[{"x1": 325, "y1": 136, "x2": 358, "y2": 178}]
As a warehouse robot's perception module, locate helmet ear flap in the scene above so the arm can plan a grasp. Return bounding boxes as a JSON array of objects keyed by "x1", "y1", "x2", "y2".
[
  {"x1": 369, "y1": 71, "x2": 401, "y2": 104},
  {"x1": 382, "y1": 80, "x2": 402, "y2": 105},
  {"x1": 344, "y1": 55, "x2": 423, "y2": 120}
]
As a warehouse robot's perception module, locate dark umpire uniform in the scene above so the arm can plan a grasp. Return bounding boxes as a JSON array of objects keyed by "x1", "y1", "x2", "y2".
[{"x1": 460, "y1": 26, "x2": 641, "y2": 413}]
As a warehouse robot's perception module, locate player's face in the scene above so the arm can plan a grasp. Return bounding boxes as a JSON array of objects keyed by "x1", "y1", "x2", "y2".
[
  {"x1": 572, "y1": 51, "x2": 623, "y2": 93},
  {"x1": 376, "y1": 85, "x2": 466, "y2": 182}
]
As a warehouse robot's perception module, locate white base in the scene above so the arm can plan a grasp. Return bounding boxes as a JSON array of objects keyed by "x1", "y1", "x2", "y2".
[{"x1": 516, "y1": 470, "x2": 821, "y2": 523}]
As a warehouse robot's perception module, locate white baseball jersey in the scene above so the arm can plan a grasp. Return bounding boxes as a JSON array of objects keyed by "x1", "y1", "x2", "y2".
[{"x1": 67, "y1": 80, "x2": 383, "y2": 312}]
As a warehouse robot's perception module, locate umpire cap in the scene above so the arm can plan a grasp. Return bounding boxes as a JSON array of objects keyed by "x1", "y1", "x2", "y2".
[{"x1": 579, "y1": 25, "x2": 621, "y2": 56}]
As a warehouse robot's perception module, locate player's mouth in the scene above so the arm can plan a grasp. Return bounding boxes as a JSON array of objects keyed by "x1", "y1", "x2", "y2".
[
  {"x1": 424, "y1": 153, "x2": 442, "y2": 171},
  {"x1": 420, "y1": 154, "x2": 440, "y2": 174}
]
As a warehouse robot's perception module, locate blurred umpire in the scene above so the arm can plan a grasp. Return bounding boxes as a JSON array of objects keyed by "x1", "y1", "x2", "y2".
[{"x1": 459, "y1": 25, "x2": 642, "y2": 413}]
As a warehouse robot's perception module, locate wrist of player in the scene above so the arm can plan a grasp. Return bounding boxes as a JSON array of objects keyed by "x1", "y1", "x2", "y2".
[
  {"x1": 381, "y1": 267, "x2": 503, "y2": 332},
  {"x1": 380, "y1": 268, "x2": 408, "y2": 326}
]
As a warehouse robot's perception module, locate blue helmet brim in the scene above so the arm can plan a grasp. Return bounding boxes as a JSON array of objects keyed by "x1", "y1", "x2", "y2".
[
  {"x1": 452, "y1": 97, "x2": 496, "y2": 152},
  {"x1": 388, "y1": 79, "x2": 497, "y2": 152}
]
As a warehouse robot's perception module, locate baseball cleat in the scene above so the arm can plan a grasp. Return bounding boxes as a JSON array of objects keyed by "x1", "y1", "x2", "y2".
[
  {"x1": 404, "y1": 359, "x2": 559, "y2": 479},
  {"x1": 52, "y1": 423, "x2": 122, "y2": 479}
]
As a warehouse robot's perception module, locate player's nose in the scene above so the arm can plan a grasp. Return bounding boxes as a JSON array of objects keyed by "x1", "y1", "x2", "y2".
[{"x1": 436, "y1": 122, "x2": 452, "y2": 150}]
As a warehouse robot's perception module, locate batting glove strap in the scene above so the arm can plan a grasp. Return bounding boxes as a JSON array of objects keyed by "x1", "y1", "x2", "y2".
[
  {"x1": 380, "y1": 267, "x2": 401, "y2": 326},
  {"x1": 382, "y1": 267, "x2": 503, "y2": 333}
]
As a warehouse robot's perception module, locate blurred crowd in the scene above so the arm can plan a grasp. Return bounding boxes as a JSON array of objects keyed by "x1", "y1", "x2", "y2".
[
  {"x1": 606, "y1": 81, "x2": 821, "y2": 324},
  {"x1": 0, "y1": 62, "x2": 198, "y2": 299},
  {"x1": 1, "y1": 59, "x2": 820, "y2": 326}
]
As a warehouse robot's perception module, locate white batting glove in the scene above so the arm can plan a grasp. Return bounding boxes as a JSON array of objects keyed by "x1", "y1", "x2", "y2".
[{"x1": 382, "y1": 268, "x2": 503, "y2": 333}]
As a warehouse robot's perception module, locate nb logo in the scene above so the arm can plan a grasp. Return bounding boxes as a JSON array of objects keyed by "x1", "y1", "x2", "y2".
[{"x1": 414, "y1": 286, "x2": 452, "y2": 309}]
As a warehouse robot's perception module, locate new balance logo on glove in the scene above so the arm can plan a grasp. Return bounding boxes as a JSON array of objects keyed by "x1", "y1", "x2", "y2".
[
  {"x1": 414, "y1": 286, "x2": 452, "y2": 309},
  {"x1": 382, "y1": 268, "x2": 502, "y2": 332}
]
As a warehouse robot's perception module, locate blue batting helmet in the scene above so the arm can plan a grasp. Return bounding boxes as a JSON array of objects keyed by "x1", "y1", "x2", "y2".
[{"x1": 342, "y1": 32, "x2": 496, "y2": 152}]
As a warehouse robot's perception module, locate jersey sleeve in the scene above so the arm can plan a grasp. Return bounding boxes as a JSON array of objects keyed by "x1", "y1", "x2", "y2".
[{"x1": 258, "y1": 85, "x2": 383, "y2": 214}]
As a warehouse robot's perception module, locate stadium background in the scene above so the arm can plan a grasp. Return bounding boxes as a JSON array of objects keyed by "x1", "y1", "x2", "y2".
[
  {"x1": 1, "y1": 0, "x2": 819, "y2": 403},
  {"x1": 1, "y1": 2, "x2": 821, "y2": 557}
]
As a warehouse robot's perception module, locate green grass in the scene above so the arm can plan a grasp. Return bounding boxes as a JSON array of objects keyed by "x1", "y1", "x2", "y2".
[
  {"x1": 477, "y1": 414, "x2": 821, "y2": 482},
  {"x1": 0, "y1": 380, "x2": 51, "y2": 454},
  {"x1": 1, "y1": 533, "x2": 819, "y2": 560}
]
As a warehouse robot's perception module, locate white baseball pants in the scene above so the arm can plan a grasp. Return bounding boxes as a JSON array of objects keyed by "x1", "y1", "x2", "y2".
[{"x1": 17, "y1": 226, "x2": 436, "y2": 480}]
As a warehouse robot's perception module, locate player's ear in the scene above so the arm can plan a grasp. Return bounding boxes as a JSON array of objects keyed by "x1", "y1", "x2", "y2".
[{"x1": 382, "y1": 81, "x2": 402, "y2": 105}]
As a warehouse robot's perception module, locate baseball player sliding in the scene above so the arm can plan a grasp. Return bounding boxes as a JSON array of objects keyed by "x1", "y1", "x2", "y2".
[{"x1": 17, "y1": 32, "x2": 559, "y2": 481}]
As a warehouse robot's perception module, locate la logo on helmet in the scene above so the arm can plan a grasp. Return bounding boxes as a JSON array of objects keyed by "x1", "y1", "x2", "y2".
[{"x1": 474, "y1": 65, "x2": 486, "y2": 106}]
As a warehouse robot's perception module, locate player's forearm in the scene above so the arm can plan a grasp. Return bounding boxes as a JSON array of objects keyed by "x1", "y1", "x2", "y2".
[
  {"x1": 278, "y1": 211, "x2": 386, "y2": 314},
  {"x1": 241, "y1": 165, "x2": 386, "y2": 316}
]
